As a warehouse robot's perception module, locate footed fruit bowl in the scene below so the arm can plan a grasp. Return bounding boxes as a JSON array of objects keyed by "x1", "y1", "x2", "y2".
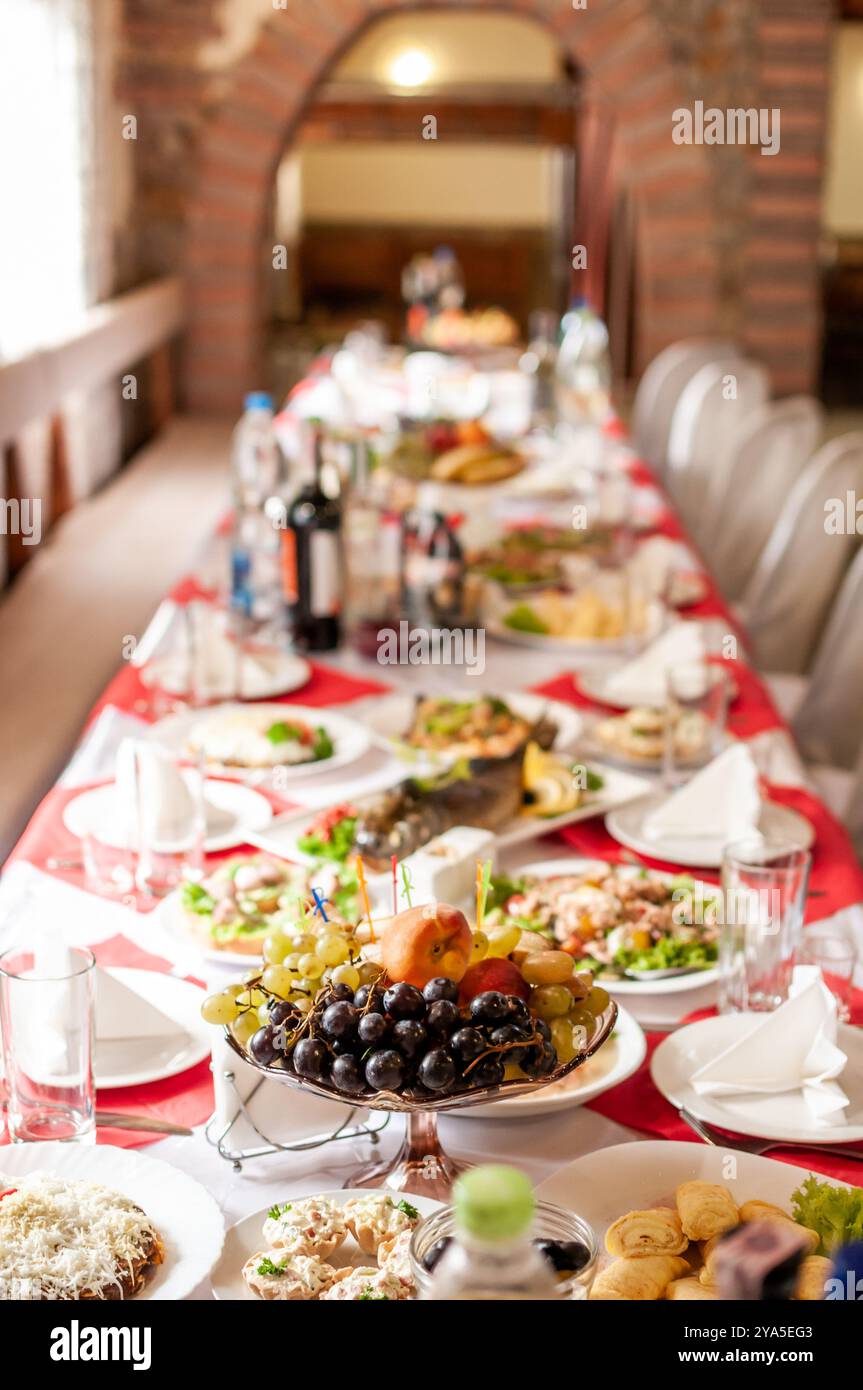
[{"x1": 224, "y1": 991, "x2": 617, "y2": 1201}]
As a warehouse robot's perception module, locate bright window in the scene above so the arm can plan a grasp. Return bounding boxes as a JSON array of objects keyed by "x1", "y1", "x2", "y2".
[{"x1": 0, "y1": 0, "x2": 90, "y2": 360}]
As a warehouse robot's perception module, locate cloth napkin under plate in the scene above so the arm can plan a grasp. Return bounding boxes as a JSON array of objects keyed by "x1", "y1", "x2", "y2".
[
  {"x1": 643, "y1": 742, "x2": 762, "y2": 845},
  {"x1": 601, "y1": 621, "x2": 705, "y2": 707},
  {"x1": 691, "y1": 967, "x2": 850, "y2": 1126}
]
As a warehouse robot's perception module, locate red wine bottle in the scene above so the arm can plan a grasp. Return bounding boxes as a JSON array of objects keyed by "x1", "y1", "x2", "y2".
[{"x1": 281, "y1": 423, "x2": 342, "y2": 652}]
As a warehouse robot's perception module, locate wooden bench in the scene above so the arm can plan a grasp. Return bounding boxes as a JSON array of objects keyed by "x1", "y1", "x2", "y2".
[{"x1": 0, "y1": 279, "x2": 234, "y2": 861}]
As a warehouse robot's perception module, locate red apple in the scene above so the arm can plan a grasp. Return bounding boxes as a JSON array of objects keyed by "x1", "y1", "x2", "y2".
[{"x1": 458, "y1": 958, "x2": 530, "y2": 1005}]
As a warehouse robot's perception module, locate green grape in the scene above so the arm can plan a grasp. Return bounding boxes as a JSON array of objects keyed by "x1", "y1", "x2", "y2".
[
  {"x1": 291, "y1": 934, "x2": 316, "y2": 954},
  {"x1": 262, "y1": 965, "x2": 294, "y2": 998},
  {"x1": 225, "y1": 983, "x2": 245, "y2": 999},
  {"x1": 568, "y1": 1003, "x2": 596, "y2": 1034},
  {"x1": 331, "y1": 963, "x2": 360, "y2": 992},
  {"x1": 298, "y1": 953, "x2": 325, "y2": 980},
  {"x1": 200, "y1": 992, "x2": 240, "y2": 1025},
  {"x1": 485, "y1": 924, "x2": 521, "y2": 959},
  {"x1": 257, "y1": 1002, "x2": 272, "y2": 1026},
  {"x1": 285, "y1": 953, "x2": 302, "y2": 971},
  {"x1": 241, "y1": 967, "x2": 262, "y2": 985},
  {"x1": 550, "y1": 1017, "x2": 576, "y2": 1063},
  {"x1": 295, "y1": 976, "x2": 318, "y2": 994},
  {"x1": 292, "y1": 995, "x2": 312, "y2": 1014},
  {"x1": 262, "y1": 932, "x2": 291, "y2": 965},
  {"x1": 470, "y1": 931, "x2": 489, "y2": 964},
  {"x1": 230, "y1": 1011, "x2": 259, "y2": 1045},
  {"x1": 317, "y1": 935, "x2": 350, "y2": 967},
  {"x1": 357, "y1": 960, "x2": 383, "y2": 985},
  {"x1": 531, "y1": 984, "x2": 572, "y2": 1021},
  {"x1": 586, "y1": 986, "x2": 611, "y2": 1015}
]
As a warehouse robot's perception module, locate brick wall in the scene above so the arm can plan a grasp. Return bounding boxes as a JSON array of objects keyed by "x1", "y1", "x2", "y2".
[{"x1": 117, "y1": 0, "x2": 832, "y2": 412}]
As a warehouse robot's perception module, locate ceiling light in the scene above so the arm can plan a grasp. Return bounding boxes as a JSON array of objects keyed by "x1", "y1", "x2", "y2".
[{"x1": 388, "y1": 48, "x2": 434, "y2": 89}]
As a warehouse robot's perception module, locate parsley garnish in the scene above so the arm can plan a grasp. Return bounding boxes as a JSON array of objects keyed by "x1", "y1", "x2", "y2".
[
  {"x1": 266, "y1": 721, "x2": 302, "y2": 745},
  {"x1": 268, "y1": 1203, "x2": 292, "y2": 1220},
  {"x1": 358, "y1": 1286, "x2": 390, "y2": 1300},
  {"x1": 396, "y1": 1199, "x2": 419, "y2": 1221},
  {"x1": 256, "y1": 1256, "x2": 286, "y2": 1277}
]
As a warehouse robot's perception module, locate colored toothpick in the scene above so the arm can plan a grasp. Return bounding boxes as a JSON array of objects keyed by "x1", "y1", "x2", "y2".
[
  {"x1": 310, "y1": 886, "x2": 331, "y2": 923},
  {"x1": 476, "y1": 859, "x2": 492, "y2": 934},
  {"x1": 355, "y1": 854, "x2": 374, "y2": 942},
  {"x1": 391, "y1": 855, "x2": 398, "y2": 915},
  {"x1": 400, "y1": 862, "x2": 414, "y2": 910}
]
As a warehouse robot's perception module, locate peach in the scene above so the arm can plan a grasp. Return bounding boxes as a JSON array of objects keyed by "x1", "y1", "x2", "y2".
[
  {"x1": 459, "y1": 958, "x2": 530, "y2": 1005},
  {"x1": 380, "y1": 904, "x2": 472, "y2": 989}
]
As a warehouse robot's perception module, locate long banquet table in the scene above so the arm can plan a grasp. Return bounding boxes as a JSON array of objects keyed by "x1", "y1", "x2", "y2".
[{"x1": 2, "y1": 408, "x2": 862, "y2": 1296}]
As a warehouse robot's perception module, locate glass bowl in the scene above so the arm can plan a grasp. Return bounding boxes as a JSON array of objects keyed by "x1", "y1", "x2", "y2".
[
  {"x1": 223, "y1": 997, "x2": 618, "y2": 1200},
  {"x1": 409, "y1": 1200, "x2": 598, "y2": 1299}
]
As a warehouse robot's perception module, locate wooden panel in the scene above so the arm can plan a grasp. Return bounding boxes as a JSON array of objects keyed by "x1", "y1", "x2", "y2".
[{"x1": 301, "y1": 98, "x2": 576, "y2": 146}]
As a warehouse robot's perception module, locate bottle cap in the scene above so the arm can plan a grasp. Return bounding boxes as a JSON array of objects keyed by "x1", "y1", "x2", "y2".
[
  {"x1": 244, "y1": 391, "x2": 273, "y2": 411},
  {"x1": 453, "y1": 1165, "x2": 535, "y2": 1243}
]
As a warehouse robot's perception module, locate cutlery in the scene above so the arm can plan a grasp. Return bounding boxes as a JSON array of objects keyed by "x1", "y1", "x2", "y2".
[
  {"x1": 678, "y1": 1107, "x2": 863, "y2": 1163},
  {"x1": 45, "y1": 855, "x2": 84, "y2": 871},
  {"x1": 95, "y1": 1112, "x2": 193, "y2": 1136}
]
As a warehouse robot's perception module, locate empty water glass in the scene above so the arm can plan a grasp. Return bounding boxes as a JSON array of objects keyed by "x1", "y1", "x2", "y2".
[
  {"x1": 663, "y1": 661, "x2": 729, "y2": 788},
  {"x1": 799, "y1": 924, "x2": 856, "y2": 1023},
  {"x1": 0, "y1": 944, "x2": 95, "y2": 1143},
  {"x1": 719, "y1": 840, "x2": 812, "y2": 1013}
]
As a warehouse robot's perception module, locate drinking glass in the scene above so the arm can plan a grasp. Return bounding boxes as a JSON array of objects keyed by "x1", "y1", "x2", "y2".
[
  {"x1": 799, "y1": 924, "x2": 856, "y2": 1023},
  {"x1": 134, "y1": 745, "x2": 206, "y2": 898},
  {"x1": 719, "y1": 840, "x2": 812, "y2": 1013},
  {"x1": 662, "y1": 662, "x2": 729, "y2": 788},
  {"x1": 81, "y1": 829, "x2": 135, "y2": 898},
  {"x1": 0, "y1": 944, "x2": 95, "y2": 1142}
]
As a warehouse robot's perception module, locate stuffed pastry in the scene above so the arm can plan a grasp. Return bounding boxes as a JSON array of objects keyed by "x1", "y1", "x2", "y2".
[
  {"x1": 605, "y1": 1207, "x2": 688, "y2": 1258},
  {"x1": 676, "y1": 1181, "x2": 738, "y2": 1241},
  {"x1": 590, "y1": 1254, "x2": 689, "y2": 1301},
  {"x1": 738, "y1": 1199, "x2": 790, "y2": 1224},
  {"x1": 667, "y1": 1276, "x2": 719, "y2": 1301},
  {"x1": 795, "y1": 1255, "x2": 832, "y2": 1302}
]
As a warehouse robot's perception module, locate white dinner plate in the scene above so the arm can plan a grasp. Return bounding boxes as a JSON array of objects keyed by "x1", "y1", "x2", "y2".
[
  {"x1": 0, "y1": 1142, "x2": 224, "y2": 1301},
  {"x1": 142, "y1": 649, "x2": 311, "y2": 701},
  {"x1": 482, "y1": 594, "x2": 667, "y2": 658},
  {"x1": 605, "y1": 790, "x2": 815, "y2": 869},
  {"x1": 151, "y1": 702, "x2": 371, "y2": 784},
  {"x1": 245, "y1": 761, "x2": 653, "y2": 869},
  {"x1": 451, "y1": 1005, "x2": 646, "y2": 1120},
  {"x1": 210, "y1": 1189, "x2": 444, "y2": 1300},
  {"x1": 651, "y1": 1013, "x2": 863, "y2": 1145},
  {"x1": 96, "y1": 968, "x2": 210, "y2": 1089},
  {"x1": 63, "y1": 777, "x2": 273, "y2": 853},
  {"x1": 577, "y1": 661, "x2": 727, "y2": 711},
  {"x1": 360, "y1": 691, "x2": 583, "y2": 774},
  {"x1": 499, "y1": 856, "x2": 721, "y2": 996},
  {"x1": 535, "y1": 1140, "x2": 853, "y2": 1272}
]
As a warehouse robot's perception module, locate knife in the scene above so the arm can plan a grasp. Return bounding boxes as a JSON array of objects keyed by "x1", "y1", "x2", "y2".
[{"x1": 95, "y1": 1112, "x2": 193, "y2": 1137}]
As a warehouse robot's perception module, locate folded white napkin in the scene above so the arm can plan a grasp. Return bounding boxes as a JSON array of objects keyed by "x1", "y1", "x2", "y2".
[
  {"x1": 643, "y1": 742, "x2": 762, "y2": 845},
  {"x1": 114, "y1": 739, "x2": 210, "y2": 850},
  {"x1": 95, "y1": 966, "x2": 182, "y2": 1041},
  {"x1": 628, "y1": 536, "x2": 688, "y2": 599},
  {"x1": 602, "y1": 621, "x2": 705, "y2": 706},
  {"x1": 692, "y1": 968, "x2": 850, "y2": 1126}
]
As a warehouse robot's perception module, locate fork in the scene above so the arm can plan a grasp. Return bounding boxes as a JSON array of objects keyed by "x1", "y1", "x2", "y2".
[{"x1": 678, "y1": 1107, "x2": 863, "y2": 1164}]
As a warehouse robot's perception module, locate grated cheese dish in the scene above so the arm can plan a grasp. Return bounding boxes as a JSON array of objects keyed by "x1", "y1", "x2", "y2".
[{"x1": 0, "y1": 1174, "x2": 165, "y2": 1301}]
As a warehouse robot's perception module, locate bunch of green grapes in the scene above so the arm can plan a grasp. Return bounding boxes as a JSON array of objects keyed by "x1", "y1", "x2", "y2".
[{"x1": 200, "y1": 918, "x2": 379, "y2": 1045}]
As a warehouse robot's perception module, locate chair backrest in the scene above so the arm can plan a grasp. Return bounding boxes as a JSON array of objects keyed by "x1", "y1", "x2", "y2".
[
  {"x1": 665, "y1": 359, "x2": 770, "y2": 537},
  {"x1": 843, "y1": 744, "x2": 863, "y2": 865},
  {"x1": 791, "y1": 541, "x2": 863, "y2": 769},
  {"x1": 708, "y1": 396, "x2": 823, "y2": 600},
  {"x1": 742, "y1": 432, "x2": 863, "y2": 673},
  {"x1": 630, "y1": 338, "x2": 739, "y2": 474}
]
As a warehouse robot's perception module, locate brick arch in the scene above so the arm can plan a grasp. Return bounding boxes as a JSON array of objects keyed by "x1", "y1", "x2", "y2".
[{"x1": 185, "y1": 0, "x2": 722, "y2": 412}]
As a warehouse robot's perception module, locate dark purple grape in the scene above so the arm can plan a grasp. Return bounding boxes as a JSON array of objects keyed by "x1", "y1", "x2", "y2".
[
  {"x1": 269, "y1": 1000, "x2": 299, "y2": 1027},
  {"x1": 534, "y1": 1238, "x2": 591, "y2": 1275},
  {"x1": 421, "y1": 1236, "x2": 452, "y2": 1272},
  {"x1": 330, "y1": 1039, "x2": 357, "y2": 1056},
  {"x1": 418, "y1": 1048, "x2": 455, "y2": 1092},
  {"x1": 321, "y1": 1001, "x2": 359, "y2": 1041},
  {"x1": 490, "y1": 1024, "x2": 530, "y2": 1066},
  {"x1": 331, "y1": 1055, "x2": 366, "y2": 1095},
  {"x1": 249, "y1": 1025, "x2": 278, "y2": 1067},
  {"x1": 469, "y1": 1053, "x2": 505, "y2": 1088},
  {"x1": 534, "y1": 1018, "x2": 552, "y2": 1043},
  {"x1": 293, "y1": 1038, "x2": 331, "y2": 1081},
  {"x1": 450, "y1": 1026, "x2": 486, "y2": 1066},
  {"x1": 328, "y1": 982, "x2": 355, "y2": 1003},
  {"x1": 522, "y1": 1042, "x2": 558, "y2": 1078},
  {"x1": 426, "y1": 999, "x2": 460, "y2": 1037},
  {"x1": 393, "y1": 1018, "x2": 427, "y2": 1060},
  {"x1": 423, "y1": 977, "x2": 459, "y2": 1005},
  {"x1": 383, "y1": 983, "x2": 426, "y2": 1021},
  {"x1": 365, "y1": 1048, "x2": 406, "y2": 1092},
  {"x1": 357, "y1": 1011, "x2": 388, "y2": 1046},
  {"x1": 469, "y1": 991, "x2": 510, "y2": 1026},
  {"x1": 503, "y1": 997, "x2": 532, "y2": 1028},
  {"x1": 354, "y1": 983, "x2": 385, "y2": 1012}
]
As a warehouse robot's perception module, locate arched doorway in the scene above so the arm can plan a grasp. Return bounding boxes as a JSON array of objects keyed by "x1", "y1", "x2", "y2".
[{"x1": 184, "y1": 0, "x2": 722, "y2": 412}]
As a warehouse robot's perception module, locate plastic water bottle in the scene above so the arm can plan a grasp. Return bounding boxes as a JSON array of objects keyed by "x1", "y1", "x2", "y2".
[
  {"x1": 555, "y1": 300, "x2": 612, "y2": 425},
  {"x1": 230, "y1": 392, "x2": 284, "y2": 620},
  {"x1": 423, "y1": 1166, "x2": 561, "y2": 1301}
]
